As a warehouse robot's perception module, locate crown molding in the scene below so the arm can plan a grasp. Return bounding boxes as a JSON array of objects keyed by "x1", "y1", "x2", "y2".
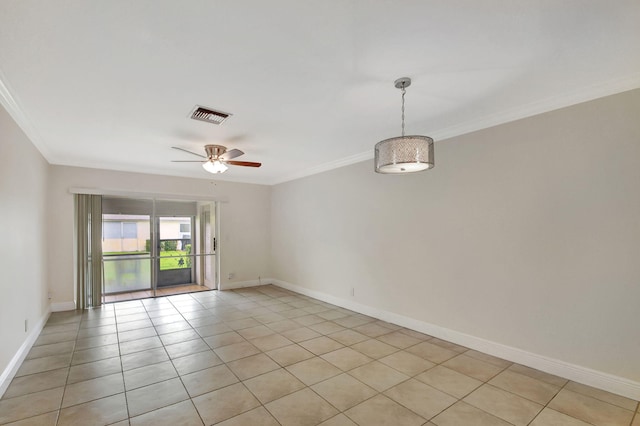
[
  {"x1": 271, "y1": 73, "x2": 640, "y2": 185},
  {"x1": 0, "y1": 71, "x2": 53, "y2": 161}
]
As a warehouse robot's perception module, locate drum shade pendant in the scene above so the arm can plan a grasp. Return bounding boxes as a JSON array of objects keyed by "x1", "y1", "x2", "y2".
[{"x1": 375, "y1": 78, "x2": 434, "y2": 173}]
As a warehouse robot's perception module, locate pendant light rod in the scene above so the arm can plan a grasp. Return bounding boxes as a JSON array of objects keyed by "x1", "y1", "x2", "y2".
[{"x1": 395, "y1": 77, "x2": 411, "y2": 137}]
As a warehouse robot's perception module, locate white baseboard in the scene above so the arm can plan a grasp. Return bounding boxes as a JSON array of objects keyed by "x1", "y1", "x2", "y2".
[
  {"x1": 51, "y1": 301, "x2": 75, "y2": 312},
  {"x1": 220, "y1": 278, "x2": 274, "y2": 291},
  {"x1": 272, "y1": 279, "x2": 640, "y2": 401},
  {"x1": 0, "y1": 307, "x2": 51, "y2": 398}
]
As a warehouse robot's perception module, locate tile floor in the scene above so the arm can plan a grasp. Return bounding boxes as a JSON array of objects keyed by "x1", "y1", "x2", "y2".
[
  {"x1": 103, "y1": 284, "x2": 210, "y2": 303},
  {"x1": 1, "y1": 285, "x2": 638, "y2": 425}
]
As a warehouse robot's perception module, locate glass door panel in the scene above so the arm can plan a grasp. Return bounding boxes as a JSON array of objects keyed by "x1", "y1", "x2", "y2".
[
  {"x1": 157, "y1": 216, "x2": 194, "y2": 287},
  {"x1": 102, "y1": 214, "x2": 152, "y2": 294}
]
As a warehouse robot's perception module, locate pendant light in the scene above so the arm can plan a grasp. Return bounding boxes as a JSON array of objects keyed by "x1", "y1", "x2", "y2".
[{"x1": 374, "y1": 77, "x2": 434, "y2": 173}]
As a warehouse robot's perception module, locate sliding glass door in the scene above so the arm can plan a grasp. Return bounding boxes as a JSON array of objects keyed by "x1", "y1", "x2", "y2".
[{"x1": 156, "y1": 216, "x2": 195, "y2": 287}]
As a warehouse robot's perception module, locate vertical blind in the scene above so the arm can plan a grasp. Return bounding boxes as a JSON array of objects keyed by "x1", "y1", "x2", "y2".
[{"x1": 74, "y1": 194, "x2": 102, "y2": 309}]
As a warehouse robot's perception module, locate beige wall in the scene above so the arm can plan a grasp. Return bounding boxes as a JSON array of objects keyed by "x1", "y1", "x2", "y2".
[
  {"x1": 47, "y1": 166, "x2": 272, "y2": 303},
  {"x1": 0, "y1": 105, "x2": 51, "y2": 377},
  {"x1": 271, "y1": 89, "x2": 640, "y2": 382}
]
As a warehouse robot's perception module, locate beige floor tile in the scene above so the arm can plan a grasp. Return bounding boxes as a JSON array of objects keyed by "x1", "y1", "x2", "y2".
[
  {"x1": 195, "y1": 322, "x2": 233, "y2": 337},
  {"x1": 318, "y1": 413, "x2": 358, "y2": 426},
  {"x1": 227, "y1": 353, "x2": 281, "y2": 380},
  {"x1": 16, "y1": 353, "x2": 72, "y2": 376},
  {"x1": 66, "y1": 357, "x2": 122, "y2": 385},
  {"x1": 349, "y1": 361, "x2": 410, "y2": 392},
  {"x1": 164, "y1": 338, "x2": 210, "y2": 359},
  {"x1": 385, "y1": 378, "x2": 457, "y2": 419},
  {"x1": 489, "y1": 370, "x2": 560, "y2": 405},
  {"x1": 3, "y1": 368, "x2": 68, "y2": 399},
  {"x1": 123, "y1": 360, "x2": 177, "y2": 390},
  {"x1": 353, "y1": 322, "x2": 395, "y2": 338},
  {"x1": 379, "y1": 351, "x2": 435, "y2": 376},
  {"x1": 266, "y1": 344, "x2": 315, "y2": 366},
  {"x1": 217, "y1": 406, "x2": 280, "y2": 426},
  {"x1": 530, "y1": 407, "x2": 592, "y2": 425},
  {"x1": 193, "y1": 382, "x2": 260, "y2": 425},
  {"x1": 2, "y1": 410, "x2": 59, "y2": 426},
  {"x1": 431, "y1": 401, "x2": 512, "y2": 426},
  {"x1": 71, "y1": 344, "x2": 119, "y2": 365},
  {"x1": 316, "y1": 309, "x2": 349, "y2": 321},
  {"x1": 333, "y1": 315, "x2": 375, "y2": 328},
  {"x1": 203, "y1": 331, "x2": 245, "y2": 348},
  {"x1": 406, "y1": 341, "x2": 459, "y2": 364},
  {"x1": 428, "y1": 338, "x2": 467, "y2": 353},
  {"x1": 26, "y1": 341, "x2": 75, "y2": 360},
  {"x1": 328, "y1": 329, "x2": 370, "y2": 346},
  {"x1": 464, "y1": 350, "x2": 512, "y2": 369},
  {"x1": 633, "y1": 413, "x2": 640, "y2": 426},
  {"x1": 265, "y1": 388, "x2": 338, "y2": 426},
  {"x1": 0, "y1": 387, "x2": 64, "y2": 424},
  {"x1": 129, "y1": 400, "x2": 204, "y2": 426},
  {"x1": 345, "y1": 394, "x2": 425, "y2": 426},
  {"x1": 312, "y1": 373, "x2": 377, "y2": 411},
  {"x1": 226, "y1": 317, "x2": 262, "y2": 330},
  {"x1": 464, "y1": 384, "x2": 543, "y2": 425},
  {"x1": 548, "y1": 389, "x2": 635, "y2": 426},
  {"x1": 507, "y1": 364, "x2": 568, "y2": 387},
  {"x1": 181, "y1": 364, "x2": 239, "y2": 397},
  {"x1": 119, "y1": 336, "x2": 163, "y2": 355},
  {"x1": 268, "y1": 319, "x2": 302, "y2": 332},
  {"x1": 34, "y1": 331, "x2": 78, "y2": 347},
  {"x1": 158, "y1": 329, "x2": 201, "y2": 346},
  {"x1": 74, "y1": 333, "x2": 118, "y2": 351},
  {"x1": 62, "y1": 372, "x2": 124, "y2": 407},
  {"x1": 308, "y1": 321, "x2": 347, "y2": 335},
  {"x1": 120, "y1": 347, "x2": 168, "y2": 371},
  {"x1": 398, "y1": 328, "x2": 432, "y2": 340},
  {"x1": 57, "y1": 393, "x2": 128, "y2": 426},
  {"x1": 377, "y1": 330, "x2": 423, "y2": 349},
  {"x1": 243, "y1": 368, "x2": 306, "y2": 403},
  {"x1": 286, "y1": 357, "x2": 342, "y2": 385},
  {"x1": 214, "y1": 341, "x2": 261, "y2": 362},
  {"x1": 281, "y1": 327, "x2": 322, "y2": 343},
  {"x1": 172, "y1": 349, "x2": 222, "y2": 375},
  {"x1": 415, "y1": 365, "x2": 482, "y2": 399},
  {"x1": 351, "y1": 339, "x2": 398, "y2": 359},
  {"x1": 250, "y1": 333, "x2": 294, "y2": 351},
  {"x1": 237, "y1": 324, "x2": 276, "y2": 340},
  {"x1": 118, "y1": 326, "x2": 157, "y2": 342},
  {"x1": 321, "y1": 347, "x2": 373, "y2": 371},
  {"x1": 298, "y1": 336, "x2": 344, "y2": 355},
  {"x1": 125, "y1": 377, "x2": 189, "y2": 417},
  {"x1": 565, "y1": 381, "x2": 638, "y2": 410},
  {"x1": 442, "y1": 354, "x2": 505, "y2": 381}
]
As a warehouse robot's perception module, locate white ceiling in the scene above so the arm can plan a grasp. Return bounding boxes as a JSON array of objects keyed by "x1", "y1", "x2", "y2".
[{"x1": 1, "y1": 1, "x2": 639, "y2": 185}]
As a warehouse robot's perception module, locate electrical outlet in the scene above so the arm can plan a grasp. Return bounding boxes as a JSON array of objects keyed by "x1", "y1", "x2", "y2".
[
  {"x1": 24, "y1": 319, "x2": 28, "y2": 332},
  {"x1": 228, "y1": 272, "x2": 234, "y2": 280},
  {"x1": 350, "y1": 287, "x2": 355, "y2": 297}
]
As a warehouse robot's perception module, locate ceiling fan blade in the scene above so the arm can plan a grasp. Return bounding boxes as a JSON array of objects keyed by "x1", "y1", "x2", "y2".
[
  {"x1": 226, "y1": 160, "x2": 261, "y2": 168},
  {"x1": 171, "y1": 160, "x2": 206, "y2": 163},
  {"x1": 220, "y1": 149, "x2": 244, "y2": 161},
  {"x1": 171, "y1": 146, "x2": 206, "y2": 158}
]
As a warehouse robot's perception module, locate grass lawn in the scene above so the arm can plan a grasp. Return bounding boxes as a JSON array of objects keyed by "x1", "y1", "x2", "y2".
[{"x1": 159, "y1": 250, "x2": 192, "y2": 270}]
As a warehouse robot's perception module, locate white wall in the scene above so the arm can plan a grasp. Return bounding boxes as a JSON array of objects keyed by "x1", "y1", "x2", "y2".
[
  {"x1": 0, "y1": 105, "x2": 51, "y2": 381},
  {"x1": 47, "y1": 166, "x2": 271, "y2": 304},
  {"x1": 271, "y1": 89, "x2": 640, "y2": 383}
]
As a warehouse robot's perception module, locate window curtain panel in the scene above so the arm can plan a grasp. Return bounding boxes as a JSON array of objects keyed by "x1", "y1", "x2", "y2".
[{"x1": 74, "y1": 194, "x2": 103, "y2": 309}]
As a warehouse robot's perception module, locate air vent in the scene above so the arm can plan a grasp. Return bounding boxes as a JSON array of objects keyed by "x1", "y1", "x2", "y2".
[{"x1": 189, "y1": 105, "x2": 231, "y2": 125}]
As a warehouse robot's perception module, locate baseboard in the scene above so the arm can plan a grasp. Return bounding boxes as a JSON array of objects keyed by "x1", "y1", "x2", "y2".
[
  {"x1": 0, "y1": 307, "x2": 51, "y2": 398},
  {"x1": 51, "y1": 301, "x2": 75, "y2": 312},
  {"x1": 220, "y1": 278, "x2": 274, "y2": 291},
  {"x1": 272, "y1": 279, "x2": 640, "y2": 401}
]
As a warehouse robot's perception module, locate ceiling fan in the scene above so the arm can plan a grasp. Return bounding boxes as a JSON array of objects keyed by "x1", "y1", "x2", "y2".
[{"x1": 171, "y1": 145, "x2": 262, "y2": 174}]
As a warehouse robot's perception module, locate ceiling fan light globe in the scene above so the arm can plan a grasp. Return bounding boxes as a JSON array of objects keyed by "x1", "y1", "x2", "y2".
[{"x1": 203, "y1": 159, "x2": 228, "y2": 173}]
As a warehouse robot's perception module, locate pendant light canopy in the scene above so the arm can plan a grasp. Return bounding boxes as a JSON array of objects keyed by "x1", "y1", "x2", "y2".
[{"x1": 375, "y1": 78, "x2": 434, "y2": 173}]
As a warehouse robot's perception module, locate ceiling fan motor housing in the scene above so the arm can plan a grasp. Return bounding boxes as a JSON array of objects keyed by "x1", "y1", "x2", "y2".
[{"x1": 205, "y1": 144, "x2": 226, "y2": 159}]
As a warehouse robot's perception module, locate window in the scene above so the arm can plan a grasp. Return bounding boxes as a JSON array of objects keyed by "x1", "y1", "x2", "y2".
[
  {"x1": 103, "y1": 222, "x2": 138, "y2": 239},
  {"x1": 180, "y1": 223, "x2": 191, "y2": 233}
]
